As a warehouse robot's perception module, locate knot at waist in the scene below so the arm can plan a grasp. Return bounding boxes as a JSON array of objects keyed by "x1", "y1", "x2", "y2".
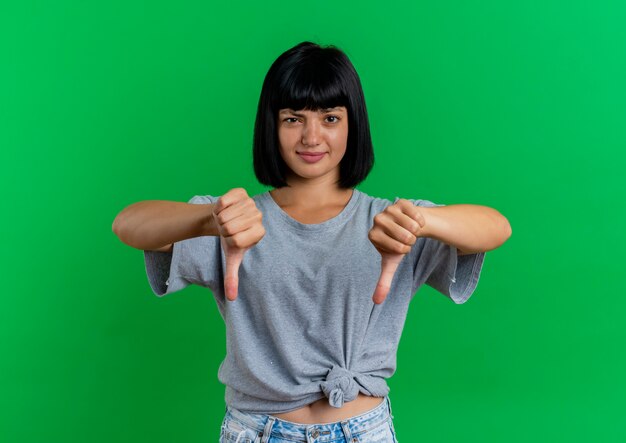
[{"x1": 319, "y1": 365, "x2": 361, "y2": 408}]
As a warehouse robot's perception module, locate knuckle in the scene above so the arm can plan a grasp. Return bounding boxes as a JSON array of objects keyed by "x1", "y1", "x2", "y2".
[
  {"x1": 230, "y1": 235, "x2": 245, "y2": 249},
  {"x1": 225, "y1": 188, "x2": 244, "y2": 202},
  {"x1": 222, "y1": 223, "x2": 235, "y2": 236},
  {"x1": 216, "y1": 213, "x2": 227, "y2": 225},
  {"x1": 393, "y1": 243, "x2": 407, "y2": 254},
  {"x1": 215, "y1": 196, "x2": 225, "y2": 210},
  {"x1": 411, "y1": 222, "x2": 421, "y2": 234}
]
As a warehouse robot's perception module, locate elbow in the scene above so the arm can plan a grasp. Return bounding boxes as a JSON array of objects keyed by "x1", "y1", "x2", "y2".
[
  {"x1": 486, "y1": 212, "x2": 511, "y2": 251},
  {"x1": 112, "y1": 213, "x2": 128, "y2": 240},
  {"x1": 112, "y1": 215, "x2": 122, "y2": 235},
  {"x1": 499, "y1": 214, "x2": 512, "y2": 245}
]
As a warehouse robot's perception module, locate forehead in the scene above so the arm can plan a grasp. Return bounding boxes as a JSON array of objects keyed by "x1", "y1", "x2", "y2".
[{"x1": 279, "y1": 106, "x2": 347, "y2": 114}]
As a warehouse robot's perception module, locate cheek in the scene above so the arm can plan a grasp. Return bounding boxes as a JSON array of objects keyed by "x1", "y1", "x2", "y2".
[
  {"x1": 277, "y1": 144, "x2": 290, "y2": 162},
  {"x1": 276, "y1": 137, "x2": 288, "y2": 157},
  {"x1": 278, "y1": 129, "x2": 297, "y2": 149},
  {"x1": 333, "y1": 124, "x2": 348, "y2": 143},
  {"x1": 331, "y1": 127, "x2": 349, "y2": 151}
]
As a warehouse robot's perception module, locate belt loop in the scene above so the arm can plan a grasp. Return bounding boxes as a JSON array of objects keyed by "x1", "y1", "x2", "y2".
[
  {"x1": 387, "y1": 396, "x2": 394, "y2": 419},
  {"x1": 260, "y1": 416, "x2": 276, "y2": 443},
  {"x1": 340, "y1": 420, "x2": 355, "y2": 442}
]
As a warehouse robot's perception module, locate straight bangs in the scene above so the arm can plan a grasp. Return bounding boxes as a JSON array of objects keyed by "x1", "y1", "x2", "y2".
[{"x1": 272, "y1": 60, "x2": 350, "y2": 114}]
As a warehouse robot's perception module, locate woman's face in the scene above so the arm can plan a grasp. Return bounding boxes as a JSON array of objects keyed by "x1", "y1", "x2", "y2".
[{"x1": 276, "y1": 106, "x2": 348, "y2": 185}]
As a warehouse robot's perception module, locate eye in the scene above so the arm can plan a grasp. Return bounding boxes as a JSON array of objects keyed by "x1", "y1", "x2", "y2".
[
  {"x1": 283, "y1": 117, "x2": 298, "y2": 123},
  {"x1": 325, "y1": 115, "x2": 341, "y2": 123}
]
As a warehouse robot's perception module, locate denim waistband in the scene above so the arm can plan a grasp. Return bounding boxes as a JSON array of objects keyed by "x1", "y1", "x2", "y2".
[{"x1": 224, "y1": 396, "x2": 394, "y2": 442}]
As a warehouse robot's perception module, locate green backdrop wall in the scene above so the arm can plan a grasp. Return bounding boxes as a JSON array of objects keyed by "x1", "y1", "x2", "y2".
[{"x1": 2, "y1": 1, "x2": 625, "y2": 442}]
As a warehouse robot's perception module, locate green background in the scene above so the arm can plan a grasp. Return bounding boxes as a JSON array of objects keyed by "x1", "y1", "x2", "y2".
[{"x1": 2, "y1": 1, "x2": 625, "y2": 442}]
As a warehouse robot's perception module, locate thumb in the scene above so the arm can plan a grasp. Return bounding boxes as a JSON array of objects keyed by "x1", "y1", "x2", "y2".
[
  {"x1": 372, "y1": 253, "x2": 403, "y2": 304},
  {"x1": 222, "y1": 239, "x2": 245, "y2": 301}
]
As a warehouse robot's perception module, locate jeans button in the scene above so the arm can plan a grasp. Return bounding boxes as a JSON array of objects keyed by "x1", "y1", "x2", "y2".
[{"x1": 311, "y1": 429, "x2": 320, "y2": 439}]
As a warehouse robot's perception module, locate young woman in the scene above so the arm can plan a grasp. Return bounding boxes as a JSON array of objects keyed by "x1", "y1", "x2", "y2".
[{"x1": 112, "y1": 41, "x2": 511, "y2": 442}]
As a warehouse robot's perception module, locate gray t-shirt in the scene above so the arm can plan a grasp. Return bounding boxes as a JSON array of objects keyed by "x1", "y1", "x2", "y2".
[{"x1": 143, "y1": 188, "x2": 485, "y2": 414}]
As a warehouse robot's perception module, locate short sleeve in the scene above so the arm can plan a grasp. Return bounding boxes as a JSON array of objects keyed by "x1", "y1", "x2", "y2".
[
  {"x1": 398, "y1": 197, "x2": 486, "y2": 304},
  {"x1": 143, "y1": 195, "x2": 222, "y2": 297}
]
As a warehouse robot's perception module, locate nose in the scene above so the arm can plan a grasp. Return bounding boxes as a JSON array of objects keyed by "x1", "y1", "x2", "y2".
[{"x1": 302, "y1": 120, "x2": 321, "y2": 147}]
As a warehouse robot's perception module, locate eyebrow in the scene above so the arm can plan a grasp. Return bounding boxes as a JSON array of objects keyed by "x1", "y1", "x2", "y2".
[{"x1": 280, "y1": 107, "x2": 344, "y2": 116}]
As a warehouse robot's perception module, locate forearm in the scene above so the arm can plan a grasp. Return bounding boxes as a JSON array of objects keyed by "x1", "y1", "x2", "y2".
[
  {"x1": 419, "y1": 204, "x2": 512, "y2": 254},
  {"x1": 112, "y1": 200, "x2": 218, "y2": 250}
]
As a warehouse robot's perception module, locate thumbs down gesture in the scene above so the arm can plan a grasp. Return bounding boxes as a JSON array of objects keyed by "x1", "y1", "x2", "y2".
[
  {"x1": 368, "y1": 199, "x2": 427, "y2": 304},
  {"x1": 212, "y1": 188, "x2": 266, "y2": 301}
]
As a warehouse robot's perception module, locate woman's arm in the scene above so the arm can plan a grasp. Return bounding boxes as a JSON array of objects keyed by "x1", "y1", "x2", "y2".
[
  {"x1": 369, "y1": 199, "x2": 509, "y2": 303},
  {"x1": 419, "y1": 204, "x2": 512, "y2": 254},
  {"x1": 112, "y1": 200, "x2": 218, "y2": 250}
]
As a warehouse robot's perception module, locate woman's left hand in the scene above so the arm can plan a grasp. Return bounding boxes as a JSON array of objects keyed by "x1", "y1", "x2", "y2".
[{"x1": 368, "y1": 199, "x2": 427, "y2": 304}]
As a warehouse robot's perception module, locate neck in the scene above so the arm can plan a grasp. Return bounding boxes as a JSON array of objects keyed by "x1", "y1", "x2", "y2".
[{"x1": 270, "y1": 175, "x2": 353, "y2": 209}]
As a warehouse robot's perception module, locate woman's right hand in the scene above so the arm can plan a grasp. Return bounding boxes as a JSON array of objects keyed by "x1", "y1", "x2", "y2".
[{"x1": 211, "y1": 188, "x2": 266, "y2": 301}]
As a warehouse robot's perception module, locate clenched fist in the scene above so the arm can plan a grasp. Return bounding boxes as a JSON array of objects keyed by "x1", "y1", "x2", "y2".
[
  {"x1": 211, "y1": 188, "x2": 265, "y2": 301},
  {"x1": 368, "y1": 199, "x2": 427, "y2": 304}
]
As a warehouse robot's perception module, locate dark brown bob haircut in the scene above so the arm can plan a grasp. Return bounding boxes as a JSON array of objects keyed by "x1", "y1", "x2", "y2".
[{"x1": 253, "y1": 41, "x2": 375, "y2": 189}]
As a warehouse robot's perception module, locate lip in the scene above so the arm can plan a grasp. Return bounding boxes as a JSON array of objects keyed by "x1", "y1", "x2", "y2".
[{"x1": 297, "y1": 152, "x2": 326, "y2": 163}]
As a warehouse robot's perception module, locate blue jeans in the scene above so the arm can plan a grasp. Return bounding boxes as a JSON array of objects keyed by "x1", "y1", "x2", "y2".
[{"x1": 219, "y1": 396, "x2": 399, "y2": 443}]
